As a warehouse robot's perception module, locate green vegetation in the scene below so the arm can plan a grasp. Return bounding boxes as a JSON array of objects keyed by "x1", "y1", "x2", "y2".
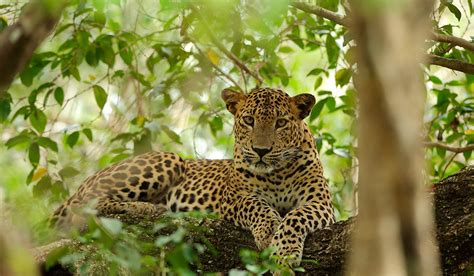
[{"x1": 0, "y1": 0, "x2": 472, "y2": 274}]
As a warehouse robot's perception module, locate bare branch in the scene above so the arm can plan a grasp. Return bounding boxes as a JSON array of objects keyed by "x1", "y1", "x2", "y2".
[
  {"x1": 290, "y1": 1, "x2": 474, "y2": 54},
  {"x1": 290, "y1": 2, "x2": 350, "y2": 27},
  {"x1": 431, "y1": 32, "x2": 474, "y2": 52},
  {"x1": 0, "y1": 0, "x2": 67, "y2": 97},
  {"x1": 32, "y1": 168, "x2": 474, "y2": 275},
  {"x1": 428, "y1": 54, "x2": 474, "y2": 74},
  {"x1": 424, "y1": 142, "x2": 474, "y2": 153},
  {"x1": 291, "y1": 2, "x2": 474, "y2": 74}
]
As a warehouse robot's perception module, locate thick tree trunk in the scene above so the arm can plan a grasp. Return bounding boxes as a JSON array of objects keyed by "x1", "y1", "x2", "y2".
[
  {"x1": 348, "y1": 1, "x2": 439, "y2": 275},
  {"x1": 0, "y1": 0, "x2": 66, "y2": 96},
  {"x1": 34, "y1": 166, "x2": 473, "y2": 275}
]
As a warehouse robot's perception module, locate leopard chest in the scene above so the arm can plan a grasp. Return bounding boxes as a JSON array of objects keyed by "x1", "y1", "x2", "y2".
[{"x1": 234, "y1": 172, "x2": 304, "y2": 212}]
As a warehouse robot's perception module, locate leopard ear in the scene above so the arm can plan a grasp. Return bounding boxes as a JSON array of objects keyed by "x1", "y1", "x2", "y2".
[
  {"x1": 292, "y1": 93, "x2": 316, "y2": 119},
  {"x1": 221, "y1": 88, "x2": 247, "y2": 115}
]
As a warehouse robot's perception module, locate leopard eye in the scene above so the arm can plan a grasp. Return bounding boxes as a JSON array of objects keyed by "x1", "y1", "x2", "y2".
[
  {"x1": 242, "y1": 116, "x2": 254, "y2": 127},
  {"x1": 276, "y1": 118, "x2": 288, "y2": 128}
]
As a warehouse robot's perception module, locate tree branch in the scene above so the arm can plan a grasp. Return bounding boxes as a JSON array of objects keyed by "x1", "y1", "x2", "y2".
[
  {"x1": 425, "y1": 141, "x2": 474, "y2": 153},
  {"x1": 0, "y1": 0, "x2": 67, "y2": 97},
  {"x1": 290, "y1": 2, "x2": 350, "y2": 27},
  {"x1": 431, "y1": 32, "x2": 474, "y2": 52},
  {"x1": 34, "y1": 166, "x2": 474, "y2": 275},
  {"x1": 190, "y1": 6, "x2": 263, "y2": 86},
  {"x1": 290, "y1": 2, "x2": 474, "y2": 75},
  {"x1": 428, "y1": 54, "x2": 474, "y2": 75},
  {"x1": 192, "y1": 38, "x2": 245, "y2": 92}
]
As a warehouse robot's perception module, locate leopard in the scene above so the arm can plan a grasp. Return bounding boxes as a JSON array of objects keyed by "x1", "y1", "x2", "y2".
[{"x1": 50, "y1": 87, "x2": 335, "y2": 268}]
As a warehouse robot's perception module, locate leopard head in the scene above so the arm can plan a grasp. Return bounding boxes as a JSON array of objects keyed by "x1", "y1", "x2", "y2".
[{"x1": 222, "y1": 87, "x2": 315, "y2": 174}]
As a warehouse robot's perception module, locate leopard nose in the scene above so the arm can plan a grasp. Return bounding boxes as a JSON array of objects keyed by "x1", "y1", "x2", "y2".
[{"x1": 252, "y1": 146, "x2": 272, "y2": 158}]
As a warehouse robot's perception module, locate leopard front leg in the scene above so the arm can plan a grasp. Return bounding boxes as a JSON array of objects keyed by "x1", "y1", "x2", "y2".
[
  {"x1": 221, "y1": 195, "x2": 282, "y2": 250},
  {"x1": 272, "y1": 200, "x2": 334, "y2": 268}
]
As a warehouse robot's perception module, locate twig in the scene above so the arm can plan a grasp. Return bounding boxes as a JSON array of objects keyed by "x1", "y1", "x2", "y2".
[
  {"x1": 191, "y1": 38, "x2": 244, "y2": 92},
  {"x1": 190, "y1": 5, "x2": 263, "y2": 85},
  {"x1": 441, "y1": 153, "x2": 458, "y2": 179},
  {"x1": 428, "y1": 54, "x2": 474, "y2": 75},
  {"x1": 424, "y1": 141, "x2": 474, "y2": 153},
  {"x1": 290, "y1": 2, "x2": 350, "y2": 26}
]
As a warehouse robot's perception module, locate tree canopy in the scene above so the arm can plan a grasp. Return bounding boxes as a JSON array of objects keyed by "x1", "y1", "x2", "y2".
[{"x1": 0, "y1": 0, "x2": 472, "y2": 274}]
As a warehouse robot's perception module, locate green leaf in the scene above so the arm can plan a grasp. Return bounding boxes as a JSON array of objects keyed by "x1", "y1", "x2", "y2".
[
  {"x1": 436, "y1": 146, "x2": 446, "y2": 158},
  {"x1": 29, "y1": 143, "x2": 40, "y2": 166},
  {"x1": 314, "y1": 76, "x2": 323, "y2": 90},
  {"x1": 58, "y1": 166, "x2": 80, "y2": 179},
  {"x1": 69, "y1": 67, "x2": 81, "y2": 81},
  {"x1": 82, "y1": 128, "x2": 93, "y2": 141},
  {"x1": 6, "y1": 134, "x2": 31, "y2": 148},
  {"x1": 32, "y1": 175, "x2": 52, "y2": 196},
  {"x1": 326, "y1": 97, "x2": 336, "y2": 111},
  {"x1": 446, "y1": 3, "x2": 462, "y2": 21},
  {"x1": 110, "y1": 153, "x2": 130, "y2": 163},
  {"x1": 318, "y1": 0, "x2": 339, "y2": 11},
  {"x1": 38, "y1": 137, "x2": 58, "y2": 152},
  {"x1": 66, "y1": 131, "x2": 80, "y2": 148},
  {"x1": 0, "y1": 17, "x2": 7, "y2": 31},
  {"x1": 429, "y1": 75, "x2": 442, "y2": 84},
  {"x1": 92, "y1": 0, "x2": 106, "y2": 10},
  {"x1": 54, "y1": 87, "x2": 64, "y2": 105},
  {"x1": 12, "y1": 105, "x2": 31, "y2": 121},
  {"x1": 279, "y1": 46, "x2": 293, "y2": 53},
  {"x1": 209, "y1": 116, "x2": 223, "y2": 136},
  {"x1": 93, "y1": 85, "x2": 107, "y2": 110},
  {"x1": 30, "y1": 109, "x2": 47, "y2": 133},
  {"x1": 464, "y1": 150, "x2": 472, "y2": 161},
  {"x1": 96, "y1": 35, "x2": 115, "y2": 67},
  {"x1": 100, "y1": 217, "x2": 123, "y2": 235},
  {"x1": 75, "y1": 30, "x2": 90, "y2": 49},
  {"x1": 93, "y1": 11, "x2": 106, "y2": 27},
  {"x1": 325, "y1": 35, "x2": 340, "y2": 68},
  {"x1": 306, "y1": 68, "x2": 327, "y2": 77},
  {"x1": 20, "y1": 65, "x2": 42, "y2": 87},
  {"x1": 335, "y1": 68, "x2": 352, "y2": 87},
  {"x1": 86, "y1": 47, "x2": 99, "y2": 66},
  {"x1": 118, "y1": 40, "x2": 133, "y2": 65},
  {"x1": 0, "y1": 93, "x2": 12, "y2": 122},
  {"x1": 162, "y1": 126, "x2": 182, "y2": 144},
  {"x1": 163, "y1": 93, "x2": 172, "y2": 107},
  {"x1": 309, "y1": 98, "x2": 328, "y2": 121}
]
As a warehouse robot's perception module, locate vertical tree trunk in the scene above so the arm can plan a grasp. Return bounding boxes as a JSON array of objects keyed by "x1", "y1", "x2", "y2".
[
  {"x1": 0, "y1": 0, "x2": 66, "y2": 96},
  {"x1": 348, "y1": 1, "x2": 439, "y2": 275}
]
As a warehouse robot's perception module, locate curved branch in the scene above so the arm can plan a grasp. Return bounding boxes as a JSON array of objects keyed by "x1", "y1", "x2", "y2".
[
  {"x1": 428, "y1": 55, "x2": 474, "y2": 74},
  {"x1": 291, "y1": 2, "x2": 474, "y2": 74},
  {"x1": 431, "y1": 32, "x2": 474, "y2": 52},
  {"x1": 33, "y1": 167, "x2": 474, "y2": 275},
  {"x1": 425, "y1": 141, "x2": 474, "y2": 153},
  {"x1": 290, "y1": 2, "x2": 350, "y2": 27}
]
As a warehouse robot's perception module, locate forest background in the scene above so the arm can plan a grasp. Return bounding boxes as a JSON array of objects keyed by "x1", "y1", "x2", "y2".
[{"x1": 0, "y1": 0, "x2": 472, "y2": 274}]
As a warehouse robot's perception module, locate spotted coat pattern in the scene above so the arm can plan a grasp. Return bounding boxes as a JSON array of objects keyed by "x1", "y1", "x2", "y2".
[{"x1": 51, "y1": 87, "x2": 335, "y2": 267}]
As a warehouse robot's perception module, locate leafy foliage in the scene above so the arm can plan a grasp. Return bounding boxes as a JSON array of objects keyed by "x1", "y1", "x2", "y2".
[{"x1": 0, "y1": 0, "x2": 472, "y2": 273}]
